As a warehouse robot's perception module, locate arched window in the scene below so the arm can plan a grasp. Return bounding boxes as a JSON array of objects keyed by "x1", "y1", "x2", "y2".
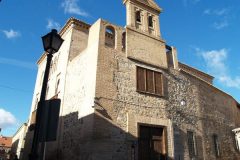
[
  {"x1": 122, "y1": 32, "x2": 126, "y2": 51},
  {"x1": 136, "y1": 10, "x2": 141, "y2": 23},
  {"x1": 105, "y1": 26, "x2": 115, "y2": 48}
]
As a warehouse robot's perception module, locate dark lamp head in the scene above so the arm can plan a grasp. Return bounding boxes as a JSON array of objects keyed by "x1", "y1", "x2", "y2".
[{"x1": 42, "y1": 29, "x2": 64, "y2": 54}]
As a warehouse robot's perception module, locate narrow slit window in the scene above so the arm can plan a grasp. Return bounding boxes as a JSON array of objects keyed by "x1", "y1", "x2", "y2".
[
  {"x1": 46, "y1": 86, "x2": 49, "y2": 97},
  {"x1": 55, "y1": 79, "x2": 60, "y2": 95},
  {"x1": 122, "y1": 32, "x2": 126, "y2": 51},
  {"x1": 187, "y1": 131, "x2": 197, "y2": 157},
  {"x1": 213, "y1": 135, "x2": 220, "y2": 157},
  {"x1": 34, "y1": 97, "x2": 39, "y2": 110}
]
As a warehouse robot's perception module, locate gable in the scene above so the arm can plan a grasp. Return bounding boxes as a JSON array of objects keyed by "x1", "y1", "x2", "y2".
[{"x1": 124, "y1": 0, "x2": 162, "y2": 13}]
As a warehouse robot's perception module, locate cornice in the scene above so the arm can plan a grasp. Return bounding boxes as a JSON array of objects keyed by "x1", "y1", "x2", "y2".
[
  {"x1": 179, "y1": 62, "x2": 214, "y2": 80},
  {"x1": 12, "y1": 123, "x2": 27, "y2": 138},
  {"x1": 123, "y1": 0, "x2": 162, "y2": 13},
  {"x1": 180, "y1": 69, "x2": 239, "y2": 107},
  {"x1": 37, "y1": 17, "x2": 91, "y2": 65},
  {"x1": 126, "y1": 26, "x2": 165, "y2": 43}
]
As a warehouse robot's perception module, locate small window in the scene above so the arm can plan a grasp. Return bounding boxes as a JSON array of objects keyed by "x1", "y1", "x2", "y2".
[
  {"x1": 148, "y1": 16, "x2": 153, "y2": 27},
  {"x1": 187, "y1": 131, "x2": 197, "y2": 157},
  {"x1": 237, "y1": 136, "x2": 240, "y2": 151},
  {"x1": 213, "y1": 135, "x2": 220, "y2": 157},
  {"x1": 55, "y1": 79, "x2": 60, "y2": 95},
  {"x1": 233, "y1": 129, "x2": 240, "y2": 152},
  {"x1": 136, "y1": 67, "x2": 164, "y2": 96},
  {"x1": 30, "y1": 110, "x2": 37, "y2": 124},
  {"x1": 136, "y1": 11, "x2": 141, "y2": 23},
  {"x1": 46, "y1": 86, "x2": 49, "y2": 97},
  {"x1": 34, "y1": 97, "x2": 39, "y2": 110},
  {"x1": 122, "y1": 32, "x2": 126, "y2": 51}
]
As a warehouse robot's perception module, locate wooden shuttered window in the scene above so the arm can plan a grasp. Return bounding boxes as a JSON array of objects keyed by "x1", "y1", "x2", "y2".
[
  {"x1": 146, "y1": 70, "x2": 154, "y2": 93},
  {"x1": 137, "y1": 66, "x2": 165, "y2": 96},
  {"x1": 155, "y1": 72, "x2": 163, "y2": 95},
  {"x1": 137, "y1": 67, "x2": 146, "y2": 92}
]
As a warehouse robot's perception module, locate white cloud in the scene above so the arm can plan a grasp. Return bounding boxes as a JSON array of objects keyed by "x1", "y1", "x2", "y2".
[
  {"x1": 2, "y1": 29, "x2": 20, "y2": 39},
  {"x1": 197, "y1": 49, "x2": 227, "y2": 74},
  {"x1": 218, "y1": 76, "x2": 240, "y2": 88},
  {"x1": 0, "y1": 108, "x2": 17, "y2": 129},
  {"x1": 203, "y1": 9, "x2": 211, "y2": 15},
  {"x1": 214, "y1": 9, "x2": 228, "y2": 16},
  {"x1": 213, "y1": 20, "x2": 229, "y2": 30},
  {"x1": 61, "y1": 0, "x2": 88, "y2": 17},
  {"x1": 203, "y1": 8, "x2": 230, "y2": 30},
  {"x1": 0, "y1": 57, "x2": 36, "y2": 70},
  {"x1": 196, "y1": 48, "x2": 240, "y2": 89},
  {"x1": 47, "y1": 19, "x2": 61, "y2": 31},
  {"x1": 204, "y1": 8, "x2": 229, "y2": 16}
]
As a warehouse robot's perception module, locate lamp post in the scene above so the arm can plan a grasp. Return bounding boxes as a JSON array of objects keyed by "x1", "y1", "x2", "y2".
[{"x1": 29, "y1": 29, "x2": 64, "y2": 160}]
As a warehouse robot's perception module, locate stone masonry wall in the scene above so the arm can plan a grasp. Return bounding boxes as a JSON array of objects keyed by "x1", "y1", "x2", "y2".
[
  {"x1": 32, "y1": 19, "x2": 240, "y2": 160},
  {"x1": 93, "y1": 20, "x2": 240, "y2": 160},
  {"x1": 194, "y1": 74, "x2": 240, "y2": 160},
  {"x1": 53, "y1": 22, "x2": 100, "y2": 160}
]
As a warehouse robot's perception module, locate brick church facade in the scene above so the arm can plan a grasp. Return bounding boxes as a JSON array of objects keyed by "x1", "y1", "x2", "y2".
[{"x1": 23, "y1": 0, "x2": 240, "y2": 159}]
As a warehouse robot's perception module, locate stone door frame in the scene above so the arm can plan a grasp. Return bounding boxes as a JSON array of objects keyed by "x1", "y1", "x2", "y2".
[{"x1": 127, "y1": 113, "x2": 174, "y2": 159}]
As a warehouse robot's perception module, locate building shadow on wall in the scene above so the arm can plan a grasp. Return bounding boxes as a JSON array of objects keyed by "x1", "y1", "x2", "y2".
[
  {"x1": 23, "y1": 110, "x2": 176, "y2": 160},
  {"x1": 22, "y1": 125, "x2": 34, "y2": 160},
  {"x1": 172, "y1": 124, "x2": 204, "y2": 160},
  {"x1": 10, "y1": 139, "x2": 19, "y2": 159}
]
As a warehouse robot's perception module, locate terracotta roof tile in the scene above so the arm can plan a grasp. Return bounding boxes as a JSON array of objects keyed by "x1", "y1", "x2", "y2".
[{"x1": 0, "y1": 136, "x2": 12, "y2": 148}]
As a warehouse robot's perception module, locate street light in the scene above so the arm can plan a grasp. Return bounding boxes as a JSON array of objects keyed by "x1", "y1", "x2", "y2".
[
  {"x1": 30, "y1": 29, "x2": 63, "y2": 160},
  {"x1": 42, "y1": 29, "x2": 64, "y2": 54}
]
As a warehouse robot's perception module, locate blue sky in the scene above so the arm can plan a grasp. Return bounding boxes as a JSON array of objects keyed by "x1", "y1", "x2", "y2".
[{"x1": 0, "y1": 0, "x2": 239, "y2": 136}]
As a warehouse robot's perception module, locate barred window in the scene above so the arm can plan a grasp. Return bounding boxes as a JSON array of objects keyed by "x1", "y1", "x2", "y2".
[
  {"x1": 187, "y1": 131, "x2": 197, "y2": 157},
  {"x1": 137, "y1": 67, "x2": 164, "y2": 96}
]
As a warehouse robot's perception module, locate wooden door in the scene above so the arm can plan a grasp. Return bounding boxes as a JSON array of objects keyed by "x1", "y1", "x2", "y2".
[{"x1": 138, "y1": 125, "x2": 167, "y2": 160}]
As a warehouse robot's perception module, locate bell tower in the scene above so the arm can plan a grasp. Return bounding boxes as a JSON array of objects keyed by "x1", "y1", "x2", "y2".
[
  {"x1": 124, "y1": 0, "x2": 162, "y2": 38},
  {"x1": 123, "y1": 0, "x2": 168, "y2": 68}
]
